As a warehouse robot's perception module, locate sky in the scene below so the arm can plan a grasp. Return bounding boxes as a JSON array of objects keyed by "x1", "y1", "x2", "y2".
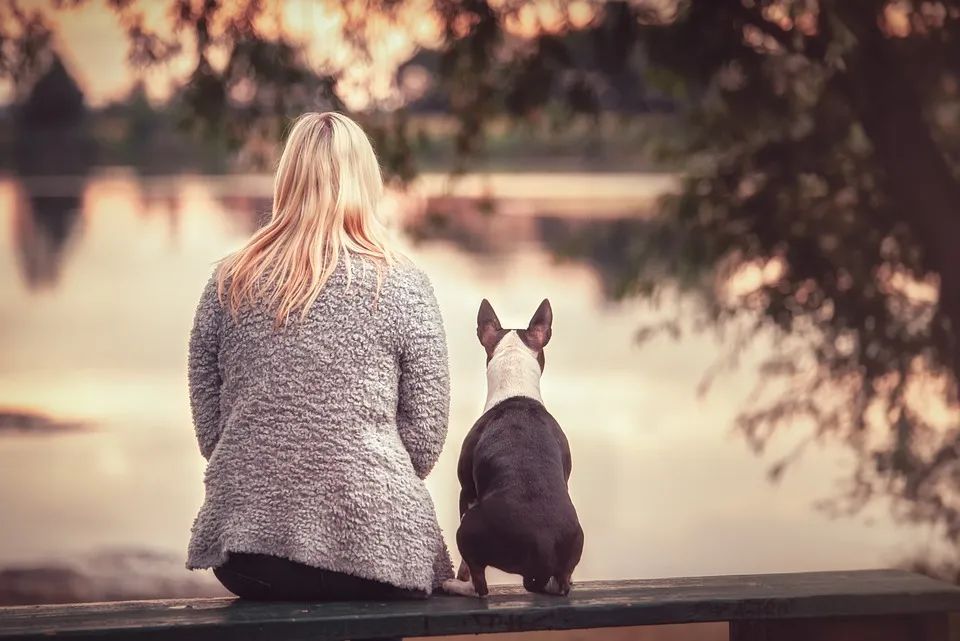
[
  {"x1": 27, "y1": 0, "x2": 435, "y2": 108},
  {"x1": 3, "y1": 0, "x2": 596, "y2": 109}
]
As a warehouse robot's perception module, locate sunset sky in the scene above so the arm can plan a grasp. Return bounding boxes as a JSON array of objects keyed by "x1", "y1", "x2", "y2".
[
  {"x1": 4, "y1": 0, "x2": 596, "y2": 109},
  {"x1": 10, "y1": 0, "x2": 437, "y2": 108}
]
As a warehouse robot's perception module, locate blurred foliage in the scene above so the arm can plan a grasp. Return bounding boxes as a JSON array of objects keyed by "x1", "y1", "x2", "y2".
[
  {"x1": 539, "y1": 0, "x2": 960, "y2": 546},
  {"x1": 0, "y1": 0, "x2": 672, "y2": 174},
  {"x1": 3, "y1": 0, "x2": 960, "y2": 545},
  {"x1": 671, "y1": 1, "x2": 960, "y2": 544},
  {"x1": 0, "y1": 1, "x2": 52, "y2": 99},
  {"x1": 19, "y1": 53, "x2": 82, "y2": 127}
]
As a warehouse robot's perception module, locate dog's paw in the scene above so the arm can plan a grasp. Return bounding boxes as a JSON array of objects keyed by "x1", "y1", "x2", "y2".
[
  {"x1": 543, "y1": 577, "x2": 569, "y2": 596},
  {"x1": 441, "y1": 579, "x2": 477, "y2": 597},
  {"x1": 456, "y1": 560, "x2": 471, "y2": 582}
]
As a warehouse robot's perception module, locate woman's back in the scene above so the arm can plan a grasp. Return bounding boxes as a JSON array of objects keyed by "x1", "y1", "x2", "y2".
[
  {"x1": 188, "y1": 258, "x2": 453, "y2": 592},
  {"x1": 215, "y1": 259, "x2": 439, "y2": 452},
  {"x1": 185, "y1": 112, "x2": 453, "y2": 596}
]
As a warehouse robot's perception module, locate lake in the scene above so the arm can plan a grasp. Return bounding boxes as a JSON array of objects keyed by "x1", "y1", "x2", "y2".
[{"x1": 0, "y1": 169, "x2": 943, "y2": 603}]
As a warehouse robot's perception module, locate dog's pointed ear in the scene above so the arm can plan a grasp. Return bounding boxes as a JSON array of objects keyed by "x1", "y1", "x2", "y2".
[
  {"x1": 477, "y1": 299, "x2": 502, "y2": 349},
  {"x1": 525, "y1": 299, "x2": 552, "y2": 350}
]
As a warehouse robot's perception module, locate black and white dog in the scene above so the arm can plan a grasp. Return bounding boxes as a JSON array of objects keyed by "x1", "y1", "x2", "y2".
[{"x1": 443, "y1": 299, "x2": 583, "y2": 597}]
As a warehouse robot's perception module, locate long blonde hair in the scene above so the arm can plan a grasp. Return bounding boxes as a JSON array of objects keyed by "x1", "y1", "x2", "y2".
[{"x1": 217, "y1": 112, "x2": 396, "y2": 325}]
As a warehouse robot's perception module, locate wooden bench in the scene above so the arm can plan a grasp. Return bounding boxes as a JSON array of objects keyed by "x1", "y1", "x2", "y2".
[{"x1": 1, "y1": 569, "x2": 959, "y2": 640}]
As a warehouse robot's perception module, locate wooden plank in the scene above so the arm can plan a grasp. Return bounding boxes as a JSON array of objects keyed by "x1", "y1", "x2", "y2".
[
  {"x1": 0, "y1": 570, "x2": 958, "y2": 641},
  {"x1": 730, "y1": 612, "x2": 949, "y2": 641},
  {"x1": 433, "y1": 623, "x2": 729, "y2": 641}
]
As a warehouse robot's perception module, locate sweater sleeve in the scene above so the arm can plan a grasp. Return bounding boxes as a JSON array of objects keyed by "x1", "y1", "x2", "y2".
[
  {"x1": 396, "y1": 270, "x2": 451, "y2": 479},
  {"x1": 188, "y1": 275, "x2": 223, "y2": 460}
]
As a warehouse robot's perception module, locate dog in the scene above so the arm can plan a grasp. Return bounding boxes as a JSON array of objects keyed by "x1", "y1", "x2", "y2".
[{"x1": 443, "y1": 299, "x2": 583, "y2": 598}]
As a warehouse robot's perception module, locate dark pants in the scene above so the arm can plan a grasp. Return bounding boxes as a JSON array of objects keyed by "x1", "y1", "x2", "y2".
[{"x1": 214, "y1": 552, "x2": 427, "y2": 602}]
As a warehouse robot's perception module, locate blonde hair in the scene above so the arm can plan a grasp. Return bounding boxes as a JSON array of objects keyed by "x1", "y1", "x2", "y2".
[{"x1": 217, "y1": 112, "x2": 396, "y2": 325}]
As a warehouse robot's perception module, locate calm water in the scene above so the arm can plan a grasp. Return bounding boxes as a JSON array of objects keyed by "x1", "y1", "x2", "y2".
[{"x1": 0, "y1": 170, "x2": 943, "y2": 600}]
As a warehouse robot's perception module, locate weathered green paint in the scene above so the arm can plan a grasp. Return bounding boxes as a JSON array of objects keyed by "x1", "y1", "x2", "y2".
[
  {"x1": 1, "y1": 570, "x2": 959, "y2": 641},
  {"x1": 730, "y1": 613, "x2": 950, "y2": 641}
]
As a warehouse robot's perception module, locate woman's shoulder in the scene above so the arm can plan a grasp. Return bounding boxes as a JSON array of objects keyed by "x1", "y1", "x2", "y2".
[
  {"x1": 383, "y1": 256, "x2": 435, "y2": 298},
  {"x1": 378, "y1": 258, "x2": 444, "y2": 349},
  {"x1": 197, "y1": 266, "x2": 223, "y2": 308},
  {"x1": 378, "y1": 257, "x2": 442, "y2": 334}
]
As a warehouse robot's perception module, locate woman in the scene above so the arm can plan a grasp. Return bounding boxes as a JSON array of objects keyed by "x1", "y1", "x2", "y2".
[{"x1": 186, "y1": 112, "x2": 453, "y2": 601}]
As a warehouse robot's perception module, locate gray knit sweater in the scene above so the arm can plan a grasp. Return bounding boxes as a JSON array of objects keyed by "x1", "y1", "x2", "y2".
[{"x1": 185, "y1": 257, "x2": 454, "y2": 593}]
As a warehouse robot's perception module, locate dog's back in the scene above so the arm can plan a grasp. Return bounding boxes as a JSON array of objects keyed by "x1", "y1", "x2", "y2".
[
  {"x1": 450, "y1": 299, "x2": 583, "y2": 597},
  {"x1": 458, "y1": 396, "x2": 582, "y2": 592}
]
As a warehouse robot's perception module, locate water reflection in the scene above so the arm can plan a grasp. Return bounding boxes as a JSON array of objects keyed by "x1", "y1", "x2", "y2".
[
  {"x1": 0, "y1": 172, "x2": 948, "y2": 604},
  {"x1": 12, "y1": 194, "x2": 83, "y2": 290},
  {"x1": 0, "y1": 549, "x2": 224, "y2": 605},
  {"x1": 0, "y1": 409, "x2": 87, "y2": 435}
]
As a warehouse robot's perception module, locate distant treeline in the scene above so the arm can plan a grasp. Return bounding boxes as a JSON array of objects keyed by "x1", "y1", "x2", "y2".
[{"x1": 0, "y1": 52, "x2": 679, "y2": 176}]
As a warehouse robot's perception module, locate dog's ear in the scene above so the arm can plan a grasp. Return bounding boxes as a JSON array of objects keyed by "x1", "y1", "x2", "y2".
[
  {"x1": 525, "y1": 299, "x2": 552, "y2": 350},
  {"x1": 477, "y1": 299, "x2": 503, "y2": 350}
]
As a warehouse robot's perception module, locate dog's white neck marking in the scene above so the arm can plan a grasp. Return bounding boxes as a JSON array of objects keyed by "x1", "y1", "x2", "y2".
[{"x1": 484, "y1": 330, "x2": 543, "y2": 412}]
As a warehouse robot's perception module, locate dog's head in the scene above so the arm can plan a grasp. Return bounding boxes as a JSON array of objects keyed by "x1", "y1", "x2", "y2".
[{"x1": 477, "y1": 299, "x2": 552, "y2": 371}]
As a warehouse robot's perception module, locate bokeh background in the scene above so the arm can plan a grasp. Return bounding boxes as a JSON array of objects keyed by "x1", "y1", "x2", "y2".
[{"x1": 1, "y1": 0, "x2": 959, "y2": 622}]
